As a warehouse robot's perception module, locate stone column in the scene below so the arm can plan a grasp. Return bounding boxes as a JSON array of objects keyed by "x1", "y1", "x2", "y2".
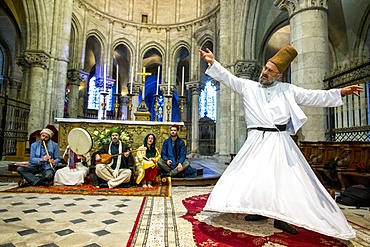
[
  {"x1": 187, "y1": 81, "x2": 204, "y2": 157},
  {"x1": 50, "y1": 0, "x2": 74, "y2": 122},
  {"x1": 23, "y1": 50, "x2": 50, "y2": 134},
  {"x1": 67, "y1": 69, "x2": 88, "y2": 118},
  {"x1": 275, "y1": 0, "x2": 330, "y2": 141},
  {"x1": 234, "y1": 60, "x2": 259, "y2": 148},
  {"x1": 16, "y1": 57, "x2": 30, "y2": 101},
  {"x1": 8, "y1": 78, "x2": 20, "y2": 99}
]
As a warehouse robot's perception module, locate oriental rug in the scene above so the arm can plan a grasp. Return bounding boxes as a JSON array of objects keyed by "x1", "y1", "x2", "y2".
[
  {"x1": 0, "y1": 177, "x2": 171, "y2": 197},
  {"x1": 126, "y1": 187, "x2": 370, "y2": 247},
  {"x1": 182, "y1": 193, "x2": 370, "y2": 247}
]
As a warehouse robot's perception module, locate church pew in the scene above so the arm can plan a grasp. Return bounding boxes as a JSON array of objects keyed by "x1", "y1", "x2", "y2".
[{"x1": 299, "y1": 141, "x2": 370, "y2": 191}]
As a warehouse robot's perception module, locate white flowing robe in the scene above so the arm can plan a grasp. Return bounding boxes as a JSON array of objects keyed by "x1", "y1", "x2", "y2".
[{"x1": 204, "y1": 61, "x2": 356, "y2": 240}]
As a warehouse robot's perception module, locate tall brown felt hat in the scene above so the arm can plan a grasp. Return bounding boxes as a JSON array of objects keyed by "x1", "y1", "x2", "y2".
[{"x1": 268, "y1": 45, "x2": 298, "y2": 73}]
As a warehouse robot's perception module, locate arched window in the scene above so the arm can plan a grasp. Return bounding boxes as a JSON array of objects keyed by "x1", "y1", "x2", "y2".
[{"x1": 199, "y1": 75, "x2": 217, "y2": 121}]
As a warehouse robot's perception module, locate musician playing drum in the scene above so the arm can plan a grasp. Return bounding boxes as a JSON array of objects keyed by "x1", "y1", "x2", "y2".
[
  {"x1": 53, "y1": 146, "x2": 91, "y2": 186},
  {"x1": 17, "y1": 128, "x2": 61, "y2": 187},
  {"x1": 92, "y1": 128, "x2": 134, "y2": 188},
  {"x1": 54, "y1": 128, "x2": 92, "y2": 186}
]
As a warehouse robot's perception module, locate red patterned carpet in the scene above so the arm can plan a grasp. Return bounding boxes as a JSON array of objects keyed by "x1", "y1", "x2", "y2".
[
  {"x1": 0, "y1": 178, "x2": 171, "y2": 197},
  {"x1": 181, "y1": 193, "x2": 354, "y2": 247}
]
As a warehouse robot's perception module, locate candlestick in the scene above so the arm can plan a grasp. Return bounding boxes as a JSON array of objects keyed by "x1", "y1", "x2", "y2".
[
  {"x1": 154, "y1": 94, "x2": 159, "y2": 122},
  {"x1": 130, "y1": 66, "x2": 133, "y2": 94},
  {"x1": 165, "y1": 95, "x2": 172, "y2": 121},
  {"x1": 167, "y1": 66, "x2": 170, "y2": 95},
  {"x1": 114, "y1": 93, "x2": 120, "y2": 120},
  {"x1": 156, "y1": 66, "x2": 160, "y2": 95},
  {"x1": 127, "y1": 93, "x2": 134, "y2": 121},
  {"x1": 116, "y1": 64, "x2": 119, "y2": 94},
  {"x1": 104, "y1": 64, "x2": 107, "y2": 91},
  {"x1": 100, "y1": 92, "x2": 109, "y2": 120},
  {"x1": 179, "y1": 95, "x2": 185, "y2": 122},
  {"x1": 181, "y1": 66, "x2": 184, "y2": 96}
]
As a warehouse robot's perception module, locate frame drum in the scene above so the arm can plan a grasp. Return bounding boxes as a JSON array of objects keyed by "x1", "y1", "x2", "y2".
[{"x1": 67, "y1": 128, "x2": 93, "y2": 155}]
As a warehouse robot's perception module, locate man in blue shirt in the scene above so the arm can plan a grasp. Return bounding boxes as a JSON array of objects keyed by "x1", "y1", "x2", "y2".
[
  {"x1": 17, "y1": 128, "x2": 60, "y2": 186},
  {"x1": 157, "y1": 124, "x2": 196, "y2": 178}
]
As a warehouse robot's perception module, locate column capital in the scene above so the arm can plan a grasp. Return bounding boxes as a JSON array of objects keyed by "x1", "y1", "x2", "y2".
[
  {"x1": 16, "y1": 56, "x2": 30, "y2": 71},
  {"x1": 186, "y1": 81, "x2": 204, "y2": 94},
  {"x1": 23, "y1": 50, "x2": 50, "y2": 69},
  {"x1": 67, "y1": 69, "x2": 89, "y2": 85},
  {"x1": 274, "y1": 0, "x2": 328, "y2": 16},
  {"x1": 235, "y1": 60, "x2": 259, "y2": 80}
]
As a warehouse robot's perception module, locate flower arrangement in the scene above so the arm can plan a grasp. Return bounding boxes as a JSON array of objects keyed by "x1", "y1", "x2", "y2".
[{"x1": 93, "y1": 129, "x2": 130, "y2": 148}]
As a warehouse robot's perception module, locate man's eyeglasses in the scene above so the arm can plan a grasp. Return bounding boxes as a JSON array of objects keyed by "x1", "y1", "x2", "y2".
[{"x1": 263, "y1": 66, "x2": 280, "y2": 75}]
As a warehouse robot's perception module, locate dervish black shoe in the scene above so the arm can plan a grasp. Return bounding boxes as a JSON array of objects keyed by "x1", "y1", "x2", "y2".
[
  {"x1": 274, "y1": 220, "x2": 298, "y2": 235},
  {"x1": 244, "y1": 214, "x2": 268, "y2": 221},
  {"x1": 98, "y1": 183, "x2": 109, "y2": 188},
  {"x1": 160, "y1": 173, "x2": 171, "y2": 178},
  {"x1": 18, "y1": 179, "x2": 29, "y2": 188}
]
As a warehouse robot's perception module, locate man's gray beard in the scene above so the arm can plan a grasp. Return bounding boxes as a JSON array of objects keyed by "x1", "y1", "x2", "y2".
[
  {"x1": 112, "y1": 139, "x2": 119, "y2": 145},
  {"x1": 259, "y1": 76, "x2": 275, "y2": 87}
]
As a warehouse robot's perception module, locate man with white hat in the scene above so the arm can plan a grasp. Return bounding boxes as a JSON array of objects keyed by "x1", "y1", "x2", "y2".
[
  {"x1": 199, "y1": 46, "x2": 362, "y2": 240},
  {"x1": 17, "y1": 127, "x2": 60, "y2": 187}
]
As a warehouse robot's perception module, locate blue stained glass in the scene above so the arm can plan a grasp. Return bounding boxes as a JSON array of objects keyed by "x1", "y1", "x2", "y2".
[
  {"x1": 199, "y1": 76, "x2": 217, "y2": 121},
  {"x1": 87, "y1": 76, "x2": 113, "y2": 111},
  {"x1": 87, "y1": 76, "x2": 100, "y2": 110}
]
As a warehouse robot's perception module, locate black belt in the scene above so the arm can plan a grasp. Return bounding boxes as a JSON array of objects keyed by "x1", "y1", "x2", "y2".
[{"x1": 249, "y1": 124, "x2": 287, "y2": 132}]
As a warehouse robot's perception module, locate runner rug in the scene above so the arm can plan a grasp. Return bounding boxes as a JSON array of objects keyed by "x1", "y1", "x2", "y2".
[
  {"x1": 182, "y1": 193, "x2": 370, "y2": 247},
  {"x1": 0, "y1": 177, "x2": 171, "y2": 197}
]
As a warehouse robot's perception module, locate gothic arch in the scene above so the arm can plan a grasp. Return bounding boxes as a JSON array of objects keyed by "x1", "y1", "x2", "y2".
[
  {"x1": 258, "y1": 18, "x2": 289, "y2": 66},
  {"x1": 69, "y1": 15, "x2": 84, "y2": 69},
  {"x1": 84, "y1": 31, "x2": 107, "y2": 75},
  {"x1": 140, "y1": 42, "x2": 165, "y2": 64},
  {"x1": 112, "y1": 38, "x2": 136, "y2": 63},
  {"x1": 355, "y1": 5, "x2": 370, "y2": 62},
  {"x1": 173, "y1": 45, "x2": 190, "y2": 97},
  {"x1": 199, "y1": 41, "x2": 213, "y2": 84},
  {"x1": 23, "y1": 0, "x2": 48, "y2": 50}
]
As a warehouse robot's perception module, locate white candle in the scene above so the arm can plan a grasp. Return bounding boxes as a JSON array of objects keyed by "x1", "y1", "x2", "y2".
[
  {"x1": 181, "y1": 66, "x2": 184, "y2": 96},
  {"x1": 167, "y1": 66, "x2": 170, "y2": 95},
  {"x1": 156, "y1": 66, "x2": 160, "y2": 95},
  {"x1": 116, "y1": 64, "x2": 119, "y2": 94},
  {"x1": 130, "y1": 66, "x2": 133, "y2": 94},
  {"x1": 103, "y1": 64, "x2": 106, "y2": 91}
]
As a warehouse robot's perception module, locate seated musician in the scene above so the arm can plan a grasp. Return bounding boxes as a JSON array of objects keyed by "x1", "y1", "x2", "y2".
[
  {"x1": 17, "y1": 128, "x2": 60, "y2": 187},
  {"x1": 91, "y1": 128, "x2": 134, "y2": 188},
  {"x1": 157, "y1": 124, "x2": 197, "y2": 178},
  {"x1": 134, "y1": 133, "x2": 160, "y2": 188},
  {"x1": 53, "y1": 145, "x2": 90, "y2": 186}
]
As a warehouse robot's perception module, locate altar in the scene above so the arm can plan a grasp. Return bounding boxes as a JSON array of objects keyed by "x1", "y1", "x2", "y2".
[{"x1": 55, "y1": 118, "x2": 186, "y2": 153}]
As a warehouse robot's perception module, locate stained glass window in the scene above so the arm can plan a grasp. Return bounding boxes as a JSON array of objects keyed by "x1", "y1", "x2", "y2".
[
  {"x1": 87, "y1": 76, "x2": 113, "y2": 111},
  {"x1": 199, "y1": 75, "x2": 217, "y2": 121}
]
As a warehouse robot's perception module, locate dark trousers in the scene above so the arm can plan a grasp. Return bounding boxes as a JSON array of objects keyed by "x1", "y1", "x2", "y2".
[
  {"x1": 157, "y1": 158, "x2": 190, "y2": 177},
  {"x1": 17, "y1": 166, "x2": 54, "y2": 185}
]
